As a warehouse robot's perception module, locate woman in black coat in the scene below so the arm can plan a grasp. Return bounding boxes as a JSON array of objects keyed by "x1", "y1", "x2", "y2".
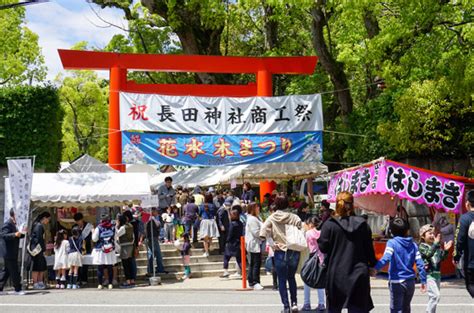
[
  {"x1": 318, "y1": 191, "x2": 377, "y2": 313},
  {"x1": 30, "y1": 212, "x2": 51, "y2": 290}
]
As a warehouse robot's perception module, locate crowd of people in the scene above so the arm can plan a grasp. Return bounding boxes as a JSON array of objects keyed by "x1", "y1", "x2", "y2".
[{"x1": 1, "y1": 176, "x2": 473, "y2": 313}]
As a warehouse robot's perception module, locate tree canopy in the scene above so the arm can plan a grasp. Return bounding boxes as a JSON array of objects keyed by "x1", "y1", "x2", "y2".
[{"x1": 0, "y1": 6, "x2": 46, "y2": 85}]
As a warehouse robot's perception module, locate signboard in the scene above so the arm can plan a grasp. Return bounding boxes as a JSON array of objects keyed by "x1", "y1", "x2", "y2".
[
  {"x1": 122, "y1": 131, "x2": 323, "y2": 166},
  {"x1": 5, "y1": 159, "x2": 34, "y2": 230},
  {"x1": 120, "y1": 92, "x2": 323, "y2": 134},
  {"x1": 327, "y1": 160, "x2": 465, "y2": 213}
]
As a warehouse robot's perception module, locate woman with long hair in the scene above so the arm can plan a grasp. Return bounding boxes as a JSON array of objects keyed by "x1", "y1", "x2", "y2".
[
  {"x1": 318, "y1": 191, "x2": 377, "y2": 313},
  {"x1": 245, "y1": 202, "x2": 264, "y2": 290}
]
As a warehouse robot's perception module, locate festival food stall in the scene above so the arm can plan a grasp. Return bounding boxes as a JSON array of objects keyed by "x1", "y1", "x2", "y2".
[
  {"x1": 30, "y1": 172, "x2": 154, "y2": 267},
  {"x1": 327, "y1": 158, "x2": 474, "y2": 277}
]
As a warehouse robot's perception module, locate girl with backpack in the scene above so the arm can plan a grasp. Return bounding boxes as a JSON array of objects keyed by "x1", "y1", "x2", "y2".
[
  {"x1": 67, "y1": 226, "x2": 84, "y2": 289},
  {"x1": 302, "y1": 216, "x2": 326, "y2": 311},
  {"x1": 92, "y1": 213, "x2": 117, "y2": 290}
]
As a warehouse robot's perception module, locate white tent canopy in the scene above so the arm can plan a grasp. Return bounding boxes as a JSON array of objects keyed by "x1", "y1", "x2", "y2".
[
  {"x1": 59, "y1": 154, "x2": 118, "y2": 173},
  {"x1": 31, "y1": 172, "x2": 152, "y2": 208},
  {"x1": 150, "y1": 162, "x2": 328, "y2": 190}
]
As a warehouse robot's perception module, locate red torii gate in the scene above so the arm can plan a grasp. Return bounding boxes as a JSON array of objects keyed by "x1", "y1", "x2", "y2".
[{"x1": 58, "y1": 49, "x2": 318, "y2": 174}]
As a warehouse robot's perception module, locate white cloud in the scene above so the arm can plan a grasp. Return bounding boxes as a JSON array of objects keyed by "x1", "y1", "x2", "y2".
[{"x1": 26, "y1": 2, "x2": 127, "y2": 81}]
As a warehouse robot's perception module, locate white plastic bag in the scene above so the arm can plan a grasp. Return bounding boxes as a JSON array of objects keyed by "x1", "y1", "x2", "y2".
[{"x1": 285, "y1": 224, "x2": 307, "y2": 252}]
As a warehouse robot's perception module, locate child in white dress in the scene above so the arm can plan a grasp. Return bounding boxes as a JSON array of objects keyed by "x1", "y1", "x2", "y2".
[{"x1": 53, "y1": 230, "x2": 69, "y2": 289}]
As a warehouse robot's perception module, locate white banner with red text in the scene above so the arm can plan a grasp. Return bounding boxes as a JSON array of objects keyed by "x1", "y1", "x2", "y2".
[{"x1": 119, "y1": 92, "x2": 323, "y2": 134}]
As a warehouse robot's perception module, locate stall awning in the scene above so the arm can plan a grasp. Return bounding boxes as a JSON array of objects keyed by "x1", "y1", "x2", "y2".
[
  {"x1": 327, "y1": 158, "x2": 473, "y2": 215},
  {"x1": 31, "y1": 172, "x2": 151, "y2": 208},
  {"x1": 150, "y1": 162, "x2": 328, "y2": 189}
]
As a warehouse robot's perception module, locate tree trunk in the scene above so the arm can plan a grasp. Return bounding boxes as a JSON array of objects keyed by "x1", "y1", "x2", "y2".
[
  {"x1": 141, "y1": 0, "x2": 226, "y2": 84},
  {"x1": 310, "y1": 4, "x2": 353, "y2": 122}
]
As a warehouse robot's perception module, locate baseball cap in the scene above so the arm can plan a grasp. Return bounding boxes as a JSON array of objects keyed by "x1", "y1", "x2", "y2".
[{"x1": 419, "y1": 224, "x2": 434, "y2": 238}]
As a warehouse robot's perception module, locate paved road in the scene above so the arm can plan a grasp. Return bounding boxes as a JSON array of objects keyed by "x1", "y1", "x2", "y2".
[{"x1": 0, "y1": 284, "x2": 472, "y2": 313}]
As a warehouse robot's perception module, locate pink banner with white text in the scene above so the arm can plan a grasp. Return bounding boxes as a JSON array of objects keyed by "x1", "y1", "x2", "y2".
[{"x1": 328, "y1": 160, "x2": 465, "y2": 213}]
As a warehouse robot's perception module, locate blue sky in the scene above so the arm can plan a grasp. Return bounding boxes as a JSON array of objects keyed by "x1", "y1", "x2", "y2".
[{"x1": 25, "y1": 0, "x2": 127, "y2": 81}]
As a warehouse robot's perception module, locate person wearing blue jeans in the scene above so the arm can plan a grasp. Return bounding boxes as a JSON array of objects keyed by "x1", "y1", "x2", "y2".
[
  {"x1": 147, "y1": 239, "x2": 166, "y2": 274},
  {"x1": 274, "y1": 250, "x2": 301, "y2": 310},
  {"x1": 146, "y1": 208, "x2": 167, "y2": 275},
  {"x1": 260, "y1": 196, "x2": 303, "y2": 313}
]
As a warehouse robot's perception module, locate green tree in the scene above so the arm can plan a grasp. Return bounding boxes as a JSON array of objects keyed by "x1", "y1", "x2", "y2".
[
  {"x1": 0, "y1": 7, "x2": 46, "y2": 85},
  {"x1": 89, "y1": 0, "x2": 473, "y2": 168},
  {"x1": 57, "y1": 67, "x2": 109, "y2": 162}
]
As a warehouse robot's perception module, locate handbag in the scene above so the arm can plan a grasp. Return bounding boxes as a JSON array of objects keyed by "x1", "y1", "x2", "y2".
[
  {"x1": 301, "y1": 253, "x2": 327, "y2": 289},
  {"x1": 27, "y1": 243, "x2": 42, "y2": 257},
  {"x1": 285, "y1": 224, "x2": 307, "y2": 252}
]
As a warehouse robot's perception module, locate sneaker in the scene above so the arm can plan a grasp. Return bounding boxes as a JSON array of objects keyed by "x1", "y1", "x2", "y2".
[
  {"x1": 120, "y1": 283, "x2": 131, "y2": 289},
  {"x1": 60, "y1": 284, "x2": 65, "y2": 289},
  {"x1": 266, "y1": 271, "x2": 272, "y2": 276},
  {"x1": 181, "y1": 275, "x2": 189, "y2": 280},
  {"x1": 253, "y1": 283, "x2": 264, "y2": 290},
  {"x1": 108, "y1": 284, "x2": 113, "y2": 290},
  {"x1": 33, "y1": 283, "x2": 42, "y2": 290},
  {"x1": 10, "y1": 290, "x2": 26, "y2": 296},
  {"x1": 97, "y1": 285, "x2": 103, "y2": 290},
  {"x1": 229, "y1": 272, "x2": 242, "y2": 279},
  {"x1": 112, "y1": 280, "x2": 118, "y2": 286},
  {"x1": 67, "y1": 284, "x2": 72, "y2": 289},
  {"x1": 291, "y1": 304, "x2": 298, "y2": 312},
  {"x1": 219, "y1": 271, "x2": 230, "y2": 278},
  {"x1": 316, "y1": 304, "x2": 326, "y2": 311},
  {"x1": 72, "y1": 285, "x2": 78, "y2": 289},
  {"x1": 55, "y1": 284, "x2": 60, "y2": 289},
  {"x1": 38, "y1": 282, "x2": 46, "y2": 290},
  {"x1": 301, "y1": 304, "x2": 312, "y2": 311}
]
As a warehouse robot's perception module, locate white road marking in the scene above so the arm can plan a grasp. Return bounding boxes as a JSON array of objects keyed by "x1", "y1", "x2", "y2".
[{"x1": 0, "y1": 303, "x2": 472, "y2": 308}]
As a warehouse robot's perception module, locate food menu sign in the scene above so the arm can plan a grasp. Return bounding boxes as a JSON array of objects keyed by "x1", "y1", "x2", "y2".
[{"x1": 328, "y1": 160, "x2": 465, "y2": 213}]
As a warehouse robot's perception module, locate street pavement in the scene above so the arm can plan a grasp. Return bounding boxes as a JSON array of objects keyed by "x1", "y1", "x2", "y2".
[{"x1": 0, "y1": 275, "x2": 472, "y2": 313}]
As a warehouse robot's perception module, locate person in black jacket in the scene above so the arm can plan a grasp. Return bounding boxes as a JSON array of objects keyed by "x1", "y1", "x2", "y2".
[
  {"x1": 73, "y1": 212, "x2": 92, "y2": 286},
  {"x1": 454, "y1": 190, "x2": 474, "y2": 298},
  {"x1": 220, "y1": 207, "x2": 243, "y2": 279},
  {"x1": 318, "y1": 191, "x2": 377, "y2": 313},
  {"x1": 0, "y1": 210, "x2": 25, "y2": 295},
  {"x1": 30, "y1": 211, "x2": 51, "y2": 290},
  {"x1": 217, "y1": 199, "x2": 232, "y2": 254}
]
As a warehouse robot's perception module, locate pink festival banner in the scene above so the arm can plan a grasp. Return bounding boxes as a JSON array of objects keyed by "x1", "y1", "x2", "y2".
[{"x1": 328, "y1": 160, "x2": 465, "y2": 213}]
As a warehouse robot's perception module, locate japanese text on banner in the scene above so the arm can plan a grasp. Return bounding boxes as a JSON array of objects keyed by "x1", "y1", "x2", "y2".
[
  {"x1": 120, "y1": 92, "x2": 323, "y2": 134},
  {"x1": 122, "y1": 131, "x2": 323, "y2": 167},
  {"x1": 327, "y1": 160, "x2": 465, "y2": 213},
  {"x1": 5, "y1": 159, "x2": 34, "y2": 229}
]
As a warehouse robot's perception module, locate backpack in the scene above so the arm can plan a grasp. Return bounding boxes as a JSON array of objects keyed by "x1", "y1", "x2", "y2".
[{"x1": 99, "y1": 226, "x2": 115, "y2": 254}]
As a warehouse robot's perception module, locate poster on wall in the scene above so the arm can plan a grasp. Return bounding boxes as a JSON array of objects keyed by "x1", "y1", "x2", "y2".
[
  {"x1": 120, "y1": 92, "x2": 323, "y2": 134},
  {"x1": 327, "y1": 160, "x2": 465, "y2": 213},
  {"x1": 4, "y1": 159, "x2": 34, "y2": 230},
  {"x1": 122, "y1": 131, "x2": 323, "y2": 167}
]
